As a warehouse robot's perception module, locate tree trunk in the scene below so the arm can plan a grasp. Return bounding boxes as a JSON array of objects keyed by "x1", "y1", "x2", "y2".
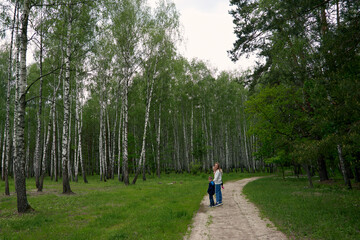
[
  {"x1": 57, "y1": 113, "x2": 62, "y2": 179},
  {"x1": 99, "y1": 86, "x2": 105, "y2": 181},
  {"x1": 106, "y1": 111, "x2": 111, "y2": 179},
  {"x1": 133, "y1": 74, "x2": 155, "y2": 184},
  {"x1": 4, "y1": 0, "x2": 18, "y2": 195},
  {"x1": 78, "y1": 109, "x2": 87, "y2": 183},
  {"x1": 156, "y1": 104, "x2": 161, "y2": 177},
  {"x1": 182, "y1": 111, "x2": 190, "y2": 173},
  {"x1": 337, "y1": 144, "x2": 352, "y2": 189},
  {"x1": 1, "y1": 130, "x2": 5, "y2": 181},
  {"x1": 14, "y1": 0, "x2": 33, "y2": 212},
  {"x1": 122, "y1": 77, "x2": 129, "y2": 185},
  {"x1": 243, "y1": 122, "x2": 250, "y2": 172},
  {"x1": 74, "y1": 78, "x2": 80, "y2": 182},
  {"x1": 209, "y1": 117, "x2": 214, "y2": 168},
  {"x1": 111, "y1": 96, "x2": 119, "y2": 180},
  {"x1": 25, "y1": 125, "x2": 30, "y2": 178},
  {"x1": 225, "y1": 125, "x2": 229, "y2": 173},
  {"x1": 61, "y1": 4, "x2": 73, "y2": 194},
  {"x1": 38, "y1": 117, "x2": 51, "y2": 192},
  {"x1": 118, "y1": 103, "x2": 123, "y2": 181},
  {"x1": 34, "y1": 4, "x2": 44, "y2": 188},
  {"x1": 317, "y1": 154, "x2": 329, "y2": 181},
  {"x1": 67, "y1": 97, "x2": 73, "y2": 182},
  {"x1": 303, "y1": 164, "x2": 313, "y2": 188}
]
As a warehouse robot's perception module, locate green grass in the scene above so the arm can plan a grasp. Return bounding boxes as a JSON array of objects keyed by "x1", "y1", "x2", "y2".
[
  {"x1": 243, "y1": 176, "x2": 360, "y2": 240},
  {"x1": 0, "y1": 171, "x2": 265, "y2": 240}
]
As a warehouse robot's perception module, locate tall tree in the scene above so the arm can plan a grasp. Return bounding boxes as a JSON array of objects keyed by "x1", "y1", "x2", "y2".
[
  {"x1": 14, "y1": 0, "x2": 33, "y2": 212},
  {"x1": 61, "y1": 2, "x2": 73, "y2": 194}
]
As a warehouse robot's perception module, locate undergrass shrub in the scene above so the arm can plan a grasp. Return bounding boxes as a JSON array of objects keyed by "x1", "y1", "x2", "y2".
[{"x1": 243, "y1": 177, "x2": 360, "y2": 240}]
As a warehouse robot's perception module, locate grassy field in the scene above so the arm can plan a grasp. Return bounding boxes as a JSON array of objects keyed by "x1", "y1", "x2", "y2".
[
  {"x1": 0, "y1": 172, "x2": 264, "y2": 240},
  {"x1": 243, "y1": 176, "x2": 360, "y2": 240}
]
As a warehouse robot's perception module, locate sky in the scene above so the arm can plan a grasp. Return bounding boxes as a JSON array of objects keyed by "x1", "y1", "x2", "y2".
[{"x1": 149, "y1": 0, "x2": 257, "y2": 73}]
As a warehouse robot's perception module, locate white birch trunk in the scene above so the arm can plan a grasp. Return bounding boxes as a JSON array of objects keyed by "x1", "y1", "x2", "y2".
[
  {"x1": 122, "y1": 77, "x2": 129, "y2": 185},
  {"x1": 0, "y1": 128, "x2": 3, "y2": 180},
  {"x1": 202, "y1": 108, "x2": 210, "y2": 171},
  {"x1": 74, "y1": 116, "x2": 78, "y2": 181},
  {"x1": 182, "y1": 112, "x2": 190, "y2": 173},
  {"x1": 57, "y1": 113, "x2": 62, "y2": 179},
  {"x1": 156, "y1": 104, "x2": 161, "y2": 177},
  {"x1": 67, "y1": 97, "x2": 73, "y2": 182},
  {"x1": 14, "y1": 0, "x2": 32, "y2": 212},
  {"x1": 38, "y1": 117, "x2": 51, "y2": 192},
  {"x1": 25, "y1": 126, "x2": 30, "y2": 178},
  {"x1": 99, "y1": 88, "x2": 104, "y2": 181},
  {"x1": 190, "y1": 104, "x2": 194, "y2": 164},
  {"x1": 105, "y1": 111, "x2": 112, "y2": 178},
  {"x1": 78, "y1": 109, "x2": 87, "y2": 183},
  {"x1": 225, "y1": 125, "x2": 229, "y2": 173},
  {"x1": 4, "y1": 1, "x2": 18, "y2": 195},
  {"x1": 74, "y1": 78, "x2": 79, "y2": 182},
  {"x1": 34, "y1": 4, "x2": 44, "y2": 188},
  {"x1": 52, "y1": 48, "x2": 63, "y2": 182},
  {"x1": 111, "y1": 96, "x2": 119, "y2": 180},
  {"x1": 61, "y1": 4, "x2": 73, "y2": 194},
  {"x1": 337, "y1": 144, "x2": 352, "y2": 189},
  {"x1": 12, "y1": 4, "x2": 21, "y2": 194},
  {"x1": 132, "y1": 74, "x2": 155, "y2": 184},
  {"x1": 209, "y1": 117, "x2": 214, "y2": 167},
  {"x1": 243, "y1": 123, "x2": 250, "y2": 172},
  {"x1": 117, "y1": 103, "x2": 123, "y2": 181},
  {"x1": 104, "y1": 111, "x2": 108, "y2": 179}
]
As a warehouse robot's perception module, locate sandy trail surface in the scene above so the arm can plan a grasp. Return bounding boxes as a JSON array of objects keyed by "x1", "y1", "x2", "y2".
[{"x1": 185, "y1": 177, "x2": 287, "y2": 240}]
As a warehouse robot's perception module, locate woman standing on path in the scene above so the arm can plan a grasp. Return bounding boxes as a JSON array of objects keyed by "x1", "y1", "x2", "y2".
[{"x1": 213, "y1": 162, "x2": 223, "y2": 206}]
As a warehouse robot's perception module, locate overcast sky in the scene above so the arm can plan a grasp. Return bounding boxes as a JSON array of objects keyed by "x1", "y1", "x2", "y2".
[{"x1": 149, "y1": 0, "x2": 256, "y2": 73}]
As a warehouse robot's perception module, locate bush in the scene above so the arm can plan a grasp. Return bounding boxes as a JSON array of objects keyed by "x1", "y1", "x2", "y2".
[{"x1": 190, "y1": 162, "x2": 202, "y2": 175}]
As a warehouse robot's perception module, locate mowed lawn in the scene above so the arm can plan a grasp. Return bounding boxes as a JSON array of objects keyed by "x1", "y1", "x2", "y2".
[
  {"x1": 243, "y1": 177, "x2": 360, "y2": 240},
  {"x1": 0, "y1": 172, "x2": 261, "y2": 240}
]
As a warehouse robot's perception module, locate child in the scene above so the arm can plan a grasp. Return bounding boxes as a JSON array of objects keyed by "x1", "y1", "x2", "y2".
[{"x1": 207, "y1": 176, "x2": 215, "y2": 207}]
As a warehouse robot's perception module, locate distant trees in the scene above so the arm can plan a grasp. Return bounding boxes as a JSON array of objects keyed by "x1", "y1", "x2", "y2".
[{"x1": 230, "y1": 0, "x2": 360, "y2": 188}]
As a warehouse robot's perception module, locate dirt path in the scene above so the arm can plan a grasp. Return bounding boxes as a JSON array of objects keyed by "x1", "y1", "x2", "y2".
[{"x1": 185, "y1": 177, "x2": 287, "y2": 240}]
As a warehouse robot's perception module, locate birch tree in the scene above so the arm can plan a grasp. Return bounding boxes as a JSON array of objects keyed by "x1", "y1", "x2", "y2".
[
  {"x1": 3, "y1": 0, "x2": 18, "y2": 196},
  {"x1": 61, "y1": 3, "x2": 73, "y2": 194},
  {"x1": 14, "y1": 0, "x2": 33, "y2": 212}
]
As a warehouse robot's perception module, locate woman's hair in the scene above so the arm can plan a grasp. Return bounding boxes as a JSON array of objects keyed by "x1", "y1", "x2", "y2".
[{"x1": 214, "y1": 162, "x2": 222, "y2": 171}]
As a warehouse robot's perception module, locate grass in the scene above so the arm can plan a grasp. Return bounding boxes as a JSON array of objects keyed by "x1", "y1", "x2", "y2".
[
  {"x1": 0, "y1": 171, "x2": 265, "y2": 240},
  {"x1": 243, "y1": 176, "x2": 360, "y2": 240}
]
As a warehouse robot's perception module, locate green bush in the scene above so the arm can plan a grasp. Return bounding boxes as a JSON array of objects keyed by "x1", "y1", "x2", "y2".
[{"x1": 190, "y1": 162, "x2": 202, "y2": 175}]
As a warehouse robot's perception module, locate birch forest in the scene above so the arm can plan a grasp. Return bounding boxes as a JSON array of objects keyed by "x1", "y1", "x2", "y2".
[
  {"x1": 1, "y1": 0, "x2": 359, "y2": 215},
  {"x1": 0, "y1": 0, "x2": 256, "y2": 213}
]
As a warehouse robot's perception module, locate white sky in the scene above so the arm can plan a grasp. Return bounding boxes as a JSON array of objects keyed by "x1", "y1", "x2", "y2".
[{"x1": 149, "y1": 0, "x2": 257, "y2": 73}]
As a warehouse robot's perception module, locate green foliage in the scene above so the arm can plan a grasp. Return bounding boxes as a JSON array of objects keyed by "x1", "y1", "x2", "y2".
[
  {"x1": 244, "y1": 177, "x2": 360, "y2": 240},
  {"x1": 189, "y1": 162, "x2": 202, "y2": 175},
  {"x1": 230, "y1": 0, "x2": 360, "y2": 181}
]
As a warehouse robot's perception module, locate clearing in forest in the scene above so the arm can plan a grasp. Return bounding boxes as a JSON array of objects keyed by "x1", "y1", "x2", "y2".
[{"x1": 185, "y1": 177, "x2": 287, "y2": 240}]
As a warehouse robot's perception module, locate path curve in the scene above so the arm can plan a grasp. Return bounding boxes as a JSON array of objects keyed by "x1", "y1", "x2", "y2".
[{"x1": 185, "y1": 177, "x2": 287, "y2": 240}]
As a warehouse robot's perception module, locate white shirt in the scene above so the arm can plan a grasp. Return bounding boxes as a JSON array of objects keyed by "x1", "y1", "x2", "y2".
[{"x1": 214, "y1": 169, "x2": 222, "y2": 185}]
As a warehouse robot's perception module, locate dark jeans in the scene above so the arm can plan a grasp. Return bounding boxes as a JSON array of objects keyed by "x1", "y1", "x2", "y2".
[
  {"x1": 209, "y1": 194, "x2": 215, "y2": 206},
  {"x1": 215, "y1": 184, "x2": 222, "y2": 204}
]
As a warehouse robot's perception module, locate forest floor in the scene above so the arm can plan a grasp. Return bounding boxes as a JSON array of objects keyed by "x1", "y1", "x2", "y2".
[{"x1": 185, "y1": 177, "x2": 287, "y2": 240}]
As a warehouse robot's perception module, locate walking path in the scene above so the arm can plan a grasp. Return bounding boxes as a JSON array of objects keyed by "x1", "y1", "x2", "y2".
[{"x1": 185, "y1": 177, "x2": 287, "y2": 240}]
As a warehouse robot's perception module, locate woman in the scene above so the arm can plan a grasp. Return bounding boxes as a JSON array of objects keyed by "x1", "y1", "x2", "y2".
[{"x1": 213, "y1": 162, "x2": 223, "y2": 206}]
